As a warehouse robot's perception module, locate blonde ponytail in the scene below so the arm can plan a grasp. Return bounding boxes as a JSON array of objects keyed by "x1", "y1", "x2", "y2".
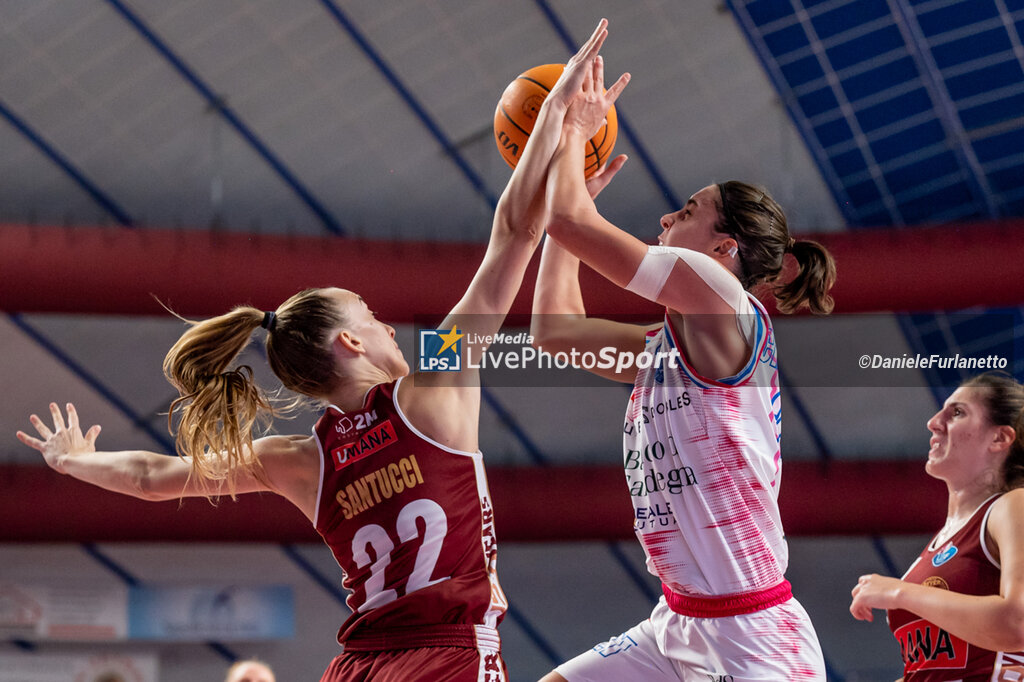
[{"x1": 162, "y1": 307, "x2": 272, "y2": 496}]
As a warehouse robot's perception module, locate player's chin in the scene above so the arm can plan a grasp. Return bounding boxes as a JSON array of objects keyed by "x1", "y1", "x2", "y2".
[{"x1": 924, "y1": 456, "x2": 945, "y2": 478}]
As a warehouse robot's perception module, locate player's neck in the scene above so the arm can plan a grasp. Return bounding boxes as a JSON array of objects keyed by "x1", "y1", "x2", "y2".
[
  {"x1": 944, "y1": 485, "x2": 1000, "y2": 528},
  {"x1": 326, "y1": 374, "x2": 390, "y2": 412}
]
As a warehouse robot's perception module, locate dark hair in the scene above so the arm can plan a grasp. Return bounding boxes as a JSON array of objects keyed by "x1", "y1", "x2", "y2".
[
  {"x1": 717, "y1": 181, "x2": 836, "y2": 315},
  {"x1": 962, "y1": 372, "x2": 1024, "y2": 490},
  {"x1": 161, "y1": 288, "x2": 347, "y2": 494}
]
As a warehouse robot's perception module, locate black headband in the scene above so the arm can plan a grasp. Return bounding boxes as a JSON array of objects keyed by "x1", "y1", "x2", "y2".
[{"x1": 260, "y1": 311, "x2": 276, "y2": 331}]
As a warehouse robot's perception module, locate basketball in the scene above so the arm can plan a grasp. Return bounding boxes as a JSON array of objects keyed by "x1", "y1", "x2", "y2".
[{"x1": 493, "y1": 63, "x2": 618, "y2": 178}]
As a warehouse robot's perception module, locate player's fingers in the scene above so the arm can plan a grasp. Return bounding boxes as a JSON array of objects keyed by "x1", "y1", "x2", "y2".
[
  {"x1": 578, "y1": 59, "x2": 595, "y2": 94},
  {"x1": 605, "y1": 73, "x2": 631, "y2": 104},
  {"x1": 16, "y1": 431, "x2": 44, "y2": 451},
  {"x1": 584, "y1": 154, "x2": 626, "y2": 199},
  {"x1": 49, "y1": 402, "x2": 67, "y2": 432},
  {"x1": 581, "y1": 19, "x2": 608, "y2": 57},
  {"x1": 568, "y1": 26, "x2": 608, "y2": 82},
  {"x1": 66, "y1": 403, "x2": 80, "y2": 432},
  {"x1": 85, "y1": 425, "x2": 102, "y2": 446},
  {"x1": 573, "y1": 24, "x2": 607, "y2": 71},
  {"x1": 28, "y1": 414, "x2": 53, "y2": 439},
  {"x1": 588, "y1": 29, "x2": 608, "y2": 63},
  {"x1": 605, "y1": 153, "x2": 628, "y2": 175},
  {"x1": 591, "y1": 55, "x2": 604, "y2": 93}
]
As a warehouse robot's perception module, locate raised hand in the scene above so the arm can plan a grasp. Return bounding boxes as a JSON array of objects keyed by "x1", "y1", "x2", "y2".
[
  {"x1": 564, "y1": 52, "x2": 629, "y2": 141},
  {"x1": 547, "y1": 19, "x2": 629, "y2": 116},
  {"x1": 545, "y1": 19, "x2": 609, "y2": 110},
  {"x1": 16, "y1": 402, "x2": 101, "y2": 474}
]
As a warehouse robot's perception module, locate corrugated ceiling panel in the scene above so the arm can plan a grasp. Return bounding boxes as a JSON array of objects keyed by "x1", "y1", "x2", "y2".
[{"x1": 729, "y1": 0, "x2": 1024, "y2": 227}]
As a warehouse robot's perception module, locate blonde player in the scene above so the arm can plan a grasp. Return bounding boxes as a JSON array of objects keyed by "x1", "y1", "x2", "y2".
[
  {"x1": 528, "y1": 21, "x2": 834, "y2": 681},
  {"x1": 15, "y1": 23, "x2": 618, "y2": 682}
]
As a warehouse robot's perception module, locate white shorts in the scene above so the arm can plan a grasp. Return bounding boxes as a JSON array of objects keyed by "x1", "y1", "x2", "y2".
[{"x1": 555, "y1": 596, "x2": 826, "y2": 682}]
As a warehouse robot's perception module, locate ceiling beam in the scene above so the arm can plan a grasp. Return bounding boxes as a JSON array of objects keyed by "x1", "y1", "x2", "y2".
[
  {"x1": 0, "y1": 461, "x2": 944, "y2": 542},
  {"x1": 2, "y1": 220, "x2": 1023, "y2": 320}
]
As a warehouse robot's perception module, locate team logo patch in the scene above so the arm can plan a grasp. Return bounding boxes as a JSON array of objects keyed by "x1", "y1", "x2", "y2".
[
  {"x1": 932, "y1": 545, "x2": 958, "y2": 567},
  {"x1": 923, "y1": 576, "x2": 950, "y2": 590},
  {"x1": 331, "y1": 419, "x2": 397, "y2": 470},
  {"x1": 417, "y1": 326, "x2": 463, "y2": 372},
  {"x1": 593, "y1": 633, "x2": 637, "y2": 658}
]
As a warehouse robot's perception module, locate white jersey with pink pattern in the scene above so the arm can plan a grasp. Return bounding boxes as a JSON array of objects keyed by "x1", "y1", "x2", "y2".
[{"x1": 624, "y1": 293, "x2": 786, "y2": 597}]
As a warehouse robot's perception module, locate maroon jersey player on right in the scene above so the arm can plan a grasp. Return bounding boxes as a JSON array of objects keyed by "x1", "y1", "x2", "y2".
[{"x1": 851, "y1": 372, "x2": 1024, "y2": 681}]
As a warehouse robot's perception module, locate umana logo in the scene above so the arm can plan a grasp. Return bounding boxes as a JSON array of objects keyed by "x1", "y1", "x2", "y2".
[{"x1": 331, "y1": 419, "x2": 397, "y2": 470}]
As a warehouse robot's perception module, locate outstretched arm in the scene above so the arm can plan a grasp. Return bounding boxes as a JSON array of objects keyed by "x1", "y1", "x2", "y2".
[
  {"x1": 16, "y1": 402, "x2": 173, "y2": 499},
  {"x1": 850, "y1": 490, "x2": 1024, "y2": 652},
  {"x1": 544, "y1": 46, "x2": 642, "y2": 291},
  {"x1": 401, "y1": 20, "x2": 619, "y2": 448},
  {"x1": 524, "y1": 24, "x2": 650, "y2": 384},
  {"x1": 531, "y1": 156, "x2": 655, "y2": 384},
  {"x1": 441, "y1": 19, "x2": 620, "y2": 332},
  {"x1": 17, "y1": 402, "x2": 319, "y2": 519},
  {"x1": 544, "y1": 53, "x2": 740, "y2": 324}
]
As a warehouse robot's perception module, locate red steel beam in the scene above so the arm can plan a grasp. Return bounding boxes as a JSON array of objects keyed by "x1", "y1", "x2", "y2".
[
  {"x1": 0, "y1": 461, "x2": 945, "y2": 543},
  {"x1": 2, "y1": 220, "x2": 1024, "y2": 320}
]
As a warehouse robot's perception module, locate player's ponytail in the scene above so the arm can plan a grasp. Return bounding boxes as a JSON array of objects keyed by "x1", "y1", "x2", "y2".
[
  {"x1": 163, "y1": 307, "x2": 272, "y2": 495},
  {"x1": 716, "y1": 181, "x2": 836, "y2": 315},
  {"x1": 774, "y1": 239, "x2": 836, "y2": 315},
  {"x1": 161, "y1": 288, "x2": 349, "y2": 496}
]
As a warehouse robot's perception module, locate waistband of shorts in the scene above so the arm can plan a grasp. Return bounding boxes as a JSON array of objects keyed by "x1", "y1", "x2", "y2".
[
  {"x1": 661, "y1": 580, "x2": 793, "y2": 618},
  {"x1": 340, "y1": 624, "x2": 500, "y2": 652}
]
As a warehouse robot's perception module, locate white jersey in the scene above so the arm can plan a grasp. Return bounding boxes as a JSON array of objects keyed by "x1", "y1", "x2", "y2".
[{"x1": 624, "y1": 294, "x2": 786, "y2": 596}]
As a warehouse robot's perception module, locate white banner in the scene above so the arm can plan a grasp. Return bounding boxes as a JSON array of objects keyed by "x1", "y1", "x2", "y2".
[
  {"x1": 0, "y1": 582, "x2": 293, "y2": 642},
  {"x1": 0, "y1": 652, "x2": 158, "y2": 682},
  {"x1": 0, "y1": 583, "x2": 127, "y2": 641}
]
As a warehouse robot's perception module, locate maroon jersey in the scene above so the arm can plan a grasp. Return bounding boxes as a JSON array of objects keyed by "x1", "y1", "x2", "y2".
[
  {"x1": 887, "y1": 494, "x2": 1024, "y2": 680},
  {"x1": 312, "y1": 379, "x2": 506, "y2": 644}
]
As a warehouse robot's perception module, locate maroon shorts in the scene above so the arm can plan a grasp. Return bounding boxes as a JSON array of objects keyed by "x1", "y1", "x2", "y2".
[
  {"x1": 319, "y1": 624, "x2": 506, "y2": 682},
  {"x1": 320, "y1": 646, "x2": 506, "y2": 682}
]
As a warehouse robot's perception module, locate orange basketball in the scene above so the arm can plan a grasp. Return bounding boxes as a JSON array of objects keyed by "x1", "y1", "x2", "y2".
[{"x1": 493, "y1": 63, "x2": 617, "y2": 178}]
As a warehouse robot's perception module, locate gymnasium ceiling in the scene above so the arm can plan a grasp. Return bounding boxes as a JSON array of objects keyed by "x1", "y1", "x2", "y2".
[
  {"x1": 1, "y1": 0, "x2": 1023, "y2": 471},
  {"x1": 3, "y1": 0, "x2": 1023, "y2": 241}
]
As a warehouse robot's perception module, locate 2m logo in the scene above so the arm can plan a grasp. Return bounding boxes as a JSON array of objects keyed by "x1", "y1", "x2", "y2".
[{"x1": 334, "y1": 409, "x2": 378, "y2": 434}]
